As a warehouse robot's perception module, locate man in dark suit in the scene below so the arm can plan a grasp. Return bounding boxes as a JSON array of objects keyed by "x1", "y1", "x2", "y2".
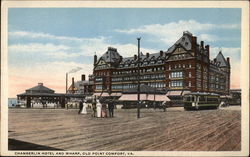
[
  {"x1": 108, "y1": 99, "x2": 115, "y2": 118},
  {"x1": 78, "y1": 101, "x2": 83, "y2": 114}
]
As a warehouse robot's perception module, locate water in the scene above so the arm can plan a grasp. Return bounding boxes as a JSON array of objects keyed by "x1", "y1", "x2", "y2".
[{"x1": 8, "y1": 98, "x2": 17, "y2": 107}]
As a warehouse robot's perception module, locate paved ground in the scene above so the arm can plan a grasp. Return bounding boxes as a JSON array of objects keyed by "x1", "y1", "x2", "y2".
[{"x1": 8, "y1": 106, "x2": 241, "y2": 151}]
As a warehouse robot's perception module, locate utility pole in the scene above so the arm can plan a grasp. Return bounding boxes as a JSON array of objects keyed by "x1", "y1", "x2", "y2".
[{"x1": 137, "y1": 37, "x2": 141, "y2": 119}]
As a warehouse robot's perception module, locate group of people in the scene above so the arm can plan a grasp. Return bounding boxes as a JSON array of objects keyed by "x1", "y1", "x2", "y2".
[{"x1": 78, "y1": 98, "x2": 115, "y2": 118}]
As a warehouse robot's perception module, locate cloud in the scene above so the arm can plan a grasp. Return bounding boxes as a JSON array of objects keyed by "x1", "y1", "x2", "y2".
[
  {"x1": 116, "y1": 20, "x2": 240, "y2": 45},
  {"x1": 8, "y1": 30, "x2": 109, "y2": 59},
  {"x1": 210, "y1": 47, "x2": 241, "y2": 61},
  {"x1": 9, "y1": 31, "x2": 105, "y2": 43},
  {"x1": 198, "y1": 34, "x2": 219, "y2": 42},
  {"x1": 9, "y1": 43, "x2": 70, "y2": 53},
  {"x1": 86, "y1": 43, "x2": 158, "y2": 58}
]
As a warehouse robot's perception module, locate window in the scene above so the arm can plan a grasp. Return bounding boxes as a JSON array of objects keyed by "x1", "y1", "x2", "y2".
[
  {"x1": 189, "y1": 81, "x2": 192, "y2": 87},
  {"x1": 189, "y1": 72, "x2": 192, "y2": 77},
  {"x1": 170, "y1": 71, "x2": 183, "y2": 78},
  {"x1": 96, "y1": 85, "x2": 103, "y2": 90},
  {"x1": 170, "y1": 80, "x2": 183, "y2": 87}
]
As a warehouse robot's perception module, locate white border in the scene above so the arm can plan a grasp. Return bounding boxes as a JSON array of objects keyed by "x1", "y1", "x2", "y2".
[{"x1": 1, "y1": 1, "x2": 249, "y2": 156}]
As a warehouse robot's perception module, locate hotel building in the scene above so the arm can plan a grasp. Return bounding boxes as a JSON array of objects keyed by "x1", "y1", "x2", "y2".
[{"x1": 93, "y1": 31, "x2": 230, "y2": 97}]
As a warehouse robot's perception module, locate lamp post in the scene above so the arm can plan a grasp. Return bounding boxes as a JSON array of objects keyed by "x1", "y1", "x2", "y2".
[
  {"x1": 137, "y1": 37, "x2": 141, "y2": 119},
  {"x1": 154, "y1": 70, "x2": 156, "y2": 110}
]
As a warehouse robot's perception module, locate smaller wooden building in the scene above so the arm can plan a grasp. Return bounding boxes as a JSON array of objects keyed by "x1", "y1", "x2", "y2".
[{"x1": 17, "y1": 83, "x2": 85, "y2": 108}]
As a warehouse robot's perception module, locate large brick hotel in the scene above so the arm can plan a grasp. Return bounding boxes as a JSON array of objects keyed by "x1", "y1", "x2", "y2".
[{"x1": 93, "y1": 31, "x2": 230, "y2": 97}]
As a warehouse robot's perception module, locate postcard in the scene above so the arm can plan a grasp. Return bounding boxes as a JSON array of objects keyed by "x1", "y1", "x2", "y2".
[{"x1": 1, "y1": 0, "x2": 249, "y2": 156}]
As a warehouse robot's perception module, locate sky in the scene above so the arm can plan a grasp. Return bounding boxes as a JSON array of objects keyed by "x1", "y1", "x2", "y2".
[{"x1": 8, "y1": 8, "x2": 241, "y2": 98}]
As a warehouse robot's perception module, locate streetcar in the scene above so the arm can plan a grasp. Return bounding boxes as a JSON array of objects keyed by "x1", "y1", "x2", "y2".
[{"x1": 183, "y1": 92, "x2": 220, "y2": 110}]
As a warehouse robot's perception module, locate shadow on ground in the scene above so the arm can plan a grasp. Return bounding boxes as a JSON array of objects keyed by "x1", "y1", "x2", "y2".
[{"x1": 9, "y1": 138, "x2": 63, "y2": 150}]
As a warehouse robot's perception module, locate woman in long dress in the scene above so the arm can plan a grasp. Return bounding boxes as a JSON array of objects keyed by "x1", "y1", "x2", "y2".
[
  {"x1": 96, "y1": 99, "x2": 102, "y2": 118},
  {"x1": 81, "y1": 100, "x2": 88, "y2": 114},
  {"x1": 101, "y1": 103, "x2": 107, "y2": 118}
]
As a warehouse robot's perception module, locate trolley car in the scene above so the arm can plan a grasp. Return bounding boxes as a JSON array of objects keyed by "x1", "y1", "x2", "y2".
[{"x1": 183, "y1": 92, "x2": 220, "y2": 110}]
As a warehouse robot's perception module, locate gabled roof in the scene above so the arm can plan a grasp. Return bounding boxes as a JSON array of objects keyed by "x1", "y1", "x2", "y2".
[
  {"x1": 99, "y1": 47, "x2": 121, "y2": 64},
  {"x1": 166, "y1": 31, "x2": 193, "y2": 53},
  {"x1": 26, "y1": 83, "x2": 55, "y2": 94},
  {"x1": 215, "y1": 51, "x2": 229, "y2": 67}
]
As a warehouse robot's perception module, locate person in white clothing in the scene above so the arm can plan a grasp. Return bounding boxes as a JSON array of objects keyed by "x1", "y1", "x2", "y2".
[
  {"x1": 96, "y1": 99, "x2": 102, "y2": 118},
  {"x1": 81, "y1": 100, "x2": 88, "y2": 114}
]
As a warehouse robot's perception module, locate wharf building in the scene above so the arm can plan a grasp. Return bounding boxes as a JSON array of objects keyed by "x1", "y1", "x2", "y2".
[
  {"x1": 67, "y1": 74, "x2": 94, "y2": 95},
  {"x1": 93, "y1": 31, "x2": 231, "y2": 99}
]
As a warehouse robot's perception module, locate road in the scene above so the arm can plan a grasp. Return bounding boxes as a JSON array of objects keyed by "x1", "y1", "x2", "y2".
[{"x1": 8, "y1": 106, "x2": 241, "y2": 151}]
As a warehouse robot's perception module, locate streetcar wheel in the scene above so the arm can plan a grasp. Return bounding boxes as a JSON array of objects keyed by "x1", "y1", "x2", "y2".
[{"x1": 184, "y1": 107, "x2": 189, "y2": 111}]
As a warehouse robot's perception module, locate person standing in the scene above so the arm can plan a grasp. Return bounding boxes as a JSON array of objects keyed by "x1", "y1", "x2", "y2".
[
  {"x1": 78, "y1": 101, "x2": 83, "y2": 114},
  {"x1": 161, "y1": 101, "x2": 167, "y2": 112},
  {"x1": 81, "y1": 100, "x2": 88, "y2": 114},
  {"x1": 96, "y1": 99, "x2": 102, "y2": 118},
  {"x1": 101, "y1": 103, "x2": 108, "y2": 118},
  {"x1": 92, "y1": 100, "x2": 97, "y2": 117},
  {"x1": 108, "y1": 99, "x2": 114, "y2": 118}
]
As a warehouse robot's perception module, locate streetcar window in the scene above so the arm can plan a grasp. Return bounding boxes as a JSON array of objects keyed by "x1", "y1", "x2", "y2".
[
  {"x1": 200, "y1": 96, "x2": 205, "y2": 102},
  {"x1": 191, "y1": 96, "x2": 195, "y2": 102},
  {"x1": 207, "y1": 97, "x2": 218, "y2": 102}
]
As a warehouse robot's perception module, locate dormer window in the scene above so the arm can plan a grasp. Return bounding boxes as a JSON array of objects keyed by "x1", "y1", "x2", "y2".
[{"x1": 157, "y1": 60, "x2": 163, "y2": 64}]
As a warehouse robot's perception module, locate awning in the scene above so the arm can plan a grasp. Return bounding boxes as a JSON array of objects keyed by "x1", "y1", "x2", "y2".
[
  {"x1": 119, "y1": 94, "x2": 148, "y2": 101},
  {"x1": 119, "y1": 94, "x2": 137, "y2": 101},
  {"x1": 111, "y1": 93, "x2": 122, "y2": 96},
  {"x1": 119, "y1": 94, "x2": 170, "y2": 101},
  {"x1": 182, "y1": 90, "x2": 191, "y2": 96},
  {"x1": 166, "y1": 91, "x2": 182, "y2": 96},
  {"x1": 147, "y1": 94, "x2": 170, "y2": 101},
  {"x1": 93, "y1": 93, "x2": 101, "y2": 96},
  {"x1": 220, "y1": 95, "x2": 232, "y2": 99},
  {"x1": 100, "y1": 92, "x2": 110, "y2": 97}
]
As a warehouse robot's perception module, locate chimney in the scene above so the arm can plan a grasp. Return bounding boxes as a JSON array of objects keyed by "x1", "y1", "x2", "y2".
[
  {"x1": 214, "y1": 58, "x2": 217, "y2": 62},
  {"x1": 72, "y1": 77, "x2": 75, "y2": 94},
  {"x1": 205, "y1": 45, "x2": 210, "y2": 58},
  {"x1": 192, "y1": 36, "x2": 197, "y2": 51},
  {"x1": 160, "y1": 50, "x2": 164, "y2": 56},
  {"x1": 38, "y1": 83, "x2": 43, "y2": 86},
  {"x1": 94, "y1": 55, "x2": 97, "y2": 64},
  {"x1": 146, "y1": 53, "x2": 149, "y2": 58},
  {"x1": 200, "y1": 41, "x2": 204, "y2": 48},
  {"x1": 227, "y1": 57, "x2": 230, "y2": 66},
  {"x1": 81, "y1": 74, "x2": 85, "y2": 81},
  {"x1": 134, "y1": 55, "x2": 137, "y2": 60},
  {"x1": 119, "y1": 56, "x2": 123, "y2": 62}
]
